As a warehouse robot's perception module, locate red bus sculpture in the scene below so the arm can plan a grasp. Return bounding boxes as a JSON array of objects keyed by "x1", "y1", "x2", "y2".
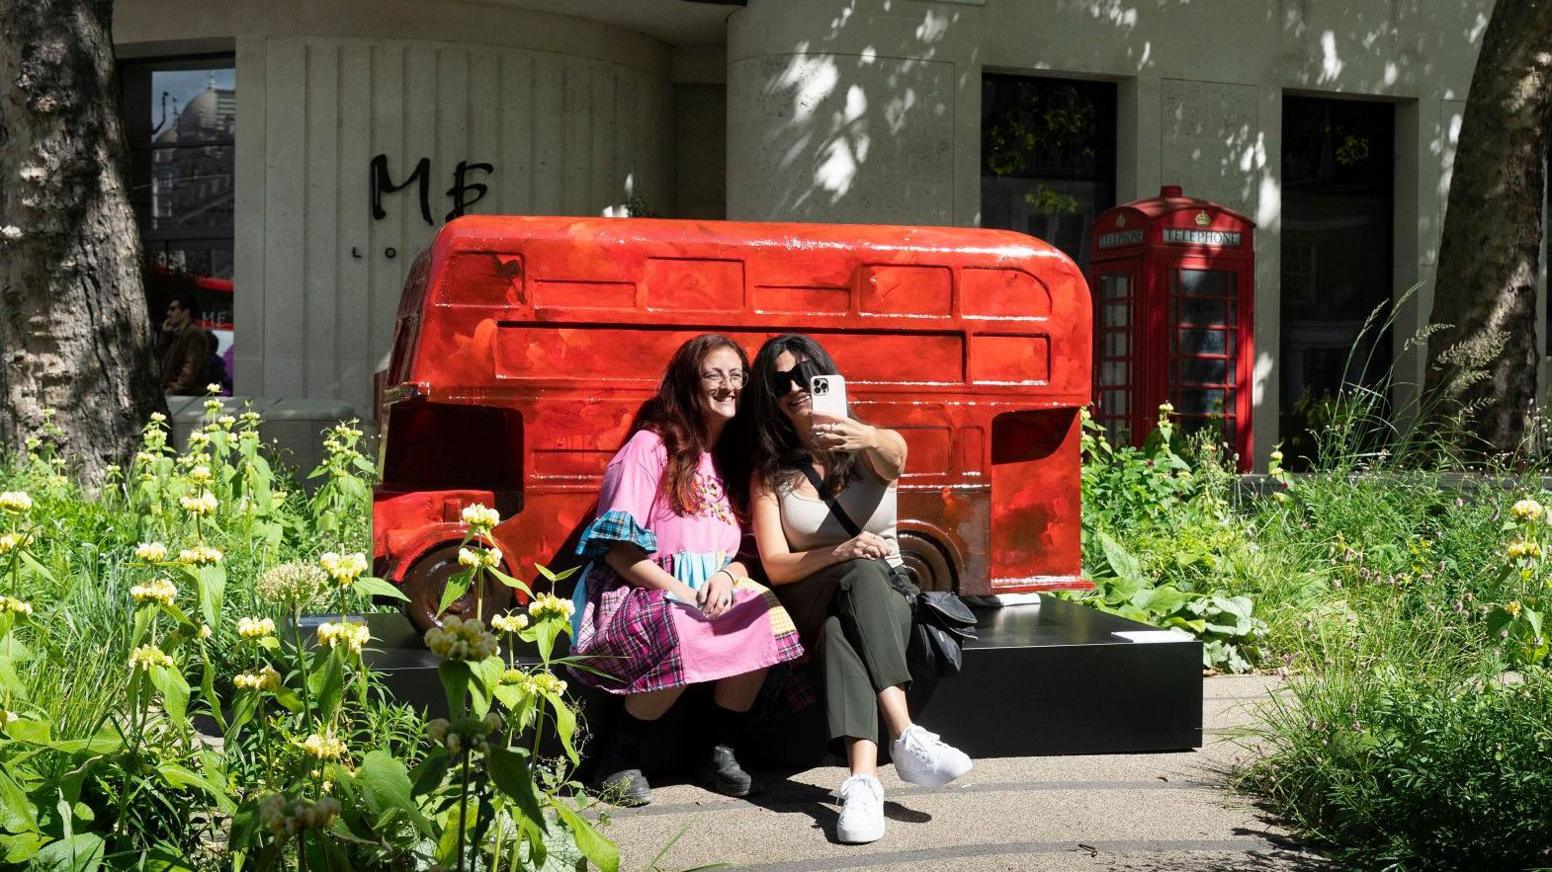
[{"x1": 373, "y1": 217, "x2": 1093, "y2": 629}]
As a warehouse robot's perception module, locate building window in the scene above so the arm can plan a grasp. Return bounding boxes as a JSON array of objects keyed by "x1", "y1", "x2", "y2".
[
  {"x1": 121, "y1": 56, "x2": 237, "y2": 376},
  {"x1": 1279, "y1": 96, "x2": 1394, "y2": 463},
  {"x1": 980, "y1": 75, "x2": 1117, "y2": 269}
]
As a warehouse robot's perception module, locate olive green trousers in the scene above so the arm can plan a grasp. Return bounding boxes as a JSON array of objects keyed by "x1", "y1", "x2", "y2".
[{"x1": 775, "y1": 558, "x2": 913, "y2": 745}]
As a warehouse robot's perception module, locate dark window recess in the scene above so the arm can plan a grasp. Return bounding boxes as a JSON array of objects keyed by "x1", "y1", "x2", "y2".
[
  {"x1": 1280, "y1": 96, "x2": 1395, "y2": 464},
  {"x1": 981, "y1": 75, "x2": 1117, "y2": 269},
  {"x1": 121, "y1": 56, "x2": 237, "y2": 330},
  {"x1": 381, "y1": 403, "x2": 524, "y2": 517}
]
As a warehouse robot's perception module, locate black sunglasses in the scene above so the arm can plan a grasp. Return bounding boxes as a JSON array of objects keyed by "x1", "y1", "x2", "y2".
[{"x1": 770, "y1": 361, "x2": 828, "y2": 395}]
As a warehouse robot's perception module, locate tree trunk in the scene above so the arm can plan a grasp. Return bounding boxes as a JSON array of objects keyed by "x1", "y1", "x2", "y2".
[
  {"x1": 0, "y1": 0, "x2": 163, "y2": 482},
  {"x1": 1425, "y1": 0, "x2": 1552, "y2": 454}
]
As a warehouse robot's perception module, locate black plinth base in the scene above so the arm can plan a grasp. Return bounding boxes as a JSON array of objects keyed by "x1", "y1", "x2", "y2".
[
  {"x1": 918, "y1": 597, "x2": 1203, "y2": 757},
  {"x1": 336, "y1": 597, "x2": 1201, "y2": 774}
]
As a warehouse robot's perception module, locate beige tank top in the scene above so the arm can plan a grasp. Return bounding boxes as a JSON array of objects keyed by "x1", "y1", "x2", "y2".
[{"x1": 777, "y1": 462, "x2": 903, "y2": 568}]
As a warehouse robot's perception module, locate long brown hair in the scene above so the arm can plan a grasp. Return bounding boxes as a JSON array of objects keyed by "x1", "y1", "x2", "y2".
[
  {"x1": 723, "y1": 333, "x2": 858, "y2": 510},
  {"x1": 629, "y1": 334, "x2": 748, "y2": 516}
]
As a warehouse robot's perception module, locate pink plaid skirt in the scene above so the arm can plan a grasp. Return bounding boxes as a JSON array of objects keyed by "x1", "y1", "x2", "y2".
[{"x1": 568, "y1": 558, "x2": 805, "y2": 695}]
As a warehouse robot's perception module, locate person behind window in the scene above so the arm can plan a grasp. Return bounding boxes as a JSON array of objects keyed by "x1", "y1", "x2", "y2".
[
  {"x1": 568, "y1": 334, "x2": 804, "y2": 807},
  {"x1": 157, "y1": 293, "x2": 212, "y2": 394},
  {"x1": 733, "y1": 333, "x2": 972, "y2": 845}
]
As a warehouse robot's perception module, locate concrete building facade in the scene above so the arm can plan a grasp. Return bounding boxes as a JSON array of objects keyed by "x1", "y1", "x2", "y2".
[{"x1": 114, "y1": 0, "x2": 1508, "y2": 460}]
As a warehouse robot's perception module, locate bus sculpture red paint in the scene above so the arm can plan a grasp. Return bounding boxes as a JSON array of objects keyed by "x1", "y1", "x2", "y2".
[{"x1": 373, "y1": 216, "x2": 1093, "y2": 629}]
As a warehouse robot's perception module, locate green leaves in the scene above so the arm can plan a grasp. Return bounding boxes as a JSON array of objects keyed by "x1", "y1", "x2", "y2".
[
  {"x1": 486, "y1": 747, "x2": 546, "y2": 832},
  {"x1": 1082, "y1": 533, "x2": 1265, "y2": 672},
  {"x1": 29, "y1": 833, "x2": 102, "y2": 872},
  {"x1": 438, "y1": 569, "x2": 473, "y2": 615},
  {"x1": 310, "y1": 648, "x2": 346, "y2": 722},
  {"x1": 351, "y1": 575, "x2": 410, "y2": 603},
  {"x1": 551, "y1": 800, "x2": 619, "y2": 872},
  {"x1": 356, "y1": 751, "x2": 433, "y2": 836},
  {"x1": 147, "y1": 663, "x2": 190, "y2": 725},
  {"x1": 540, "y1": 689, "x2": 580, "y2": 765},
  {"x1": 439, "y1": 660, "x2": 471, "y2": 715}
]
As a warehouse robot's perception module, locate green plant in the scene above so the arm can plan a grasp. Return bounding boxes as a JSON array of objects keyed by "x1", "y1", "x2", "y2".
[{"x1": 0, "y1": 394, "x2": 622, "y2": 871}]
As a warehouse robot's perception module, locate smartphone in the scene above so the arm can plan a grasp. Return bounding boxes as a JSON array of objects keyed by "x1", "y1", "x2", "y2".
[{"x1": 809, "y1": 374, "x2": 849, "y2": 420}]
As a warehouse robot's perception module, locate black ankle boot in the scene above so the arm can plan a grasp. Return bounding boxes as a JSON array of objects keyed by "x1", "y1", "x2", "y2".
[
  {"x1": 596, "y1": 766, "x2": 652, "y2": 807},
  {"x1": 697, "y1": 743, "x2": 753, "y2": 797},
  {"x1": 697, "y1": 703, "x2": 756, "y2": 797},
  {"x1": 592, "y1": 711, "x2": 653, "y2": 806}
]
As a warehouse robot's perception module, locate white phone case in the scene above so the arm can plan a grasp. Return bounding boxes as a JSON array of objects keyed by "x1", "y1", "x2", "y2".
[{"x1": 809, "y1": 373, "x2": 849, "y2": 419}]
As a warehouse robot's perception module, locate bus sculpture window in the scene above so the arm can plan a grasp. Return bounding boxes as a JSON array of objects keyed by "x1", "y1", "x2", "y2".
[{"x1": 372, "y1": 217, "x2": 1093, "y2": 630}]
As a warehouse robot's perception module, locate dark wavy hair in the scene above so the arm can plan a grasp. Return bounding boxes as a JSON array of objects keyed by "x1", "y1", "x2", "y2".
[
  {"x1": 724, "y1": 333, "x2": 858, "y2": 510},
  {"x1": 629, "y1": 333, "x2": 748, "y2": 516}
]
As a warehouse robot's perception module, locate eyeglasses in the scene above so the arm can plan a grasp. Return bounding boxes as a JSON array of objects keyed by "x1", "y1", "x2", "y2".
[
  {"x1": 701, "y1": 370, "x2": 746, "y2": 388},
  {"x1": 770, "y1": 361, "x2": 827, "y2": 395}
]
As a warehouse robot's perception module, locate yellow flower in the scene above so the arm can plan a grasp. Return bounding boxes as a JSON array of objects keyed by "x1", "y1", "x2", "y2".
[
  {"x1": 129, "y1": 645, "x2": 173, "y2": 671},
  {"x1": 217, "y1": 415, "x2": 236, "y2": 429},
  {"x1": 188, "y1": 465, "x2": 213, "y2": 485},
  {"x1": 527, "y1": 593, "x2": 575, "y2": 621},
  {"x1": 1269, "y1": 449, "x2": 1284, "y2": 463},
  {"x1": 197, "y1": 624, "x2": 212, "y2": 641},
  {"x1": 234, "y1": 665, "x2": 281, "y2": 692},
  {"x1": 458, "y1": 546, "x2": 502, "y2": 569},
  {"x1": 1512, "y1": 498, "x2": 1544, "y2": 522},
  {"x1": 461, "y1": 503, "x2": 500, "y2": 533},
  {"x1": 134, "y1": 541, "x2": 168, "y2": 562},
  {"x1": 0, "y1": 710, "x2": 17, "y2": 729},
  {"x1": 1507, "y1": 540, "x2": 1543, "y2": 560},
  {"x1": 423, "y1": 616, "x2": 499, "y2": 661},
  {"x1": 0, "y1": 597, "x2": 33, "y2": 617},
  {"x1": 205, "y1": 383, "x2": 223, "y2": 396},
  {"x1": 301, "y1": 732, "x2": 347, "y2": 760},
  {"x1": 1506, "y1": 600, "x2": 1524, "y2": 618},
  {"x1": 316, "y1": 621, "x2": 371, "y2": 654},
  {"x1": 130, "y1": 577, "x2": 178, "y2": 606},
  {"x1": 148, "y1": 412, "x2": 167, "y2": 424},
  {"x1": 178, "y1": 544, "x2": 224, "y2": 565},
  {"x1": 0, "y1": 533, "x2": 26, "y2": 555},
  {"x1": 491, "y1": 613, "x2": 529, "y2": 634},
  {"x1": 0, "y1": 491, "x2": 32, "y2": 514},
  {"x1": 1157, "y1": 402, "x2": 1175, "y2": 416},
  {"x1": 318, "y1": 552, "x2": 367, "y2": 587},
  {"x1": 179, "y1": 491, "x2": 219, "y2": 516},
  {"x1": 531, "y1": 672, "x2": 567, "y2": 696},
  {"x1": 238, "y1": 616, "x2": 277, "y2": 639}
]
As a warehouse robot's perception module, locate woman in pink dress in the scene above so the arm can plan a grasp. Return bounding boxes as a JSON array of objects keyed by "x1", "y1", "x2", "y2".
[{"x1": 570, "y1": 334, "x2": 804, "y2": 806}]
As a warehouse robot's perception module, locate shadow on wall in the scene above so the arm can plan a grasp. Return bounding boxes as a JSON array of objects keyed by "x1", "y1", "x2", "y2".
[
  {"x1": 739, "y1": 0, "x2": 967, "y2": 223},
  {"x1": 739, "y1": 0, "x2": 1485, "y2": 233}
]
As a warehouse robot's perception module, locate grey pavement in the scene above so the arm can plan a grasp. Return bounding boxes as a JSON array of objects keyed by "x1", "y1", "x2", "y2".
[{"x1": 598, "y1": 674, "x2": 1330, "y2": 871}]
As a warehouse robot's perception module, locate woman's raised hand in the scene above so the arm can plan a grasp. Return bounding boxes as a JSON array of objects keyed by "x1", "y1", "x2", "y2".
[
  {"x1": 833, "y1": 531, "x2": 890, "y2": 562},
  {"x1": 812, "y1": 415, "x2": 878, "y2": 453}
]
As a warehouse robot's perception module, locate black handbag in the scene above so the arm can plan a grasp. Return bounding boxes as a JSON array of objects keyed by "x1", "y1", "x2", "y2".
[{"x1": 798, "y1": 464, "x2": 978, "y2": 677}]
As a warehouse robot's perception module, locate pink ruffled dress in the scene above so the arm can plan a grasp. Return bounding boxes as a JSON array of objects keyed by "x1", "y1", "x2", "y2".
[{"x1": 568, "y1": 429, "x2": 803, "y2": 694}]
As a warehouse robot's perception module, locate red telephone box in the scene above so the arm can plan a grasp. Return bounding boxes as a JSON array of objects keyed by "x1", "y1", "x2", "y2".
[{"x1": 1088, "y1": 185, "x2": 1255, "y2": 470}]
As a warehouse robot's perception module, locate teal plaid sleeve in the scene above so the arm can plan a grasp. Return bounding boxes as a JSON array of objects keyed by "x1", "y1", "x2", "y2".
[{"x1": 576, "y1": 510, "x2": 658, "y2": 560}]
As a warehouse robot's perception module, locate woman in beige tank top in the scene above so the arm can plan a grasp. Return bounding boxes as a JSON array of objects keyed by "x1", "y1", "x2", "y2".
[{"x1": 737, "y1": 334, "x2": 972, "y2": 845}]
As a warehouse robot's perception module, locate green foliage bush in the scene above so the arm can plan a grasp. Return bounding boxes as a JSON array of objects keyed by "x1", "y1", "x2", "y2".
[
  {"x1": 0, "y1": 397, "x2": 614, "y2": 871},
  {"x1": 1081, "y1": 398, "x2": 1552, "y2": 868}
]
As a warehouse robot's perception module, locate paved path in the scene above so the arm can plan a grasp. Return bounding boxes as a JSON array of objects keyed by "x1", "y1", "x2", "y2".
[{"x1": 600, "y1": 675, "x2": 1330, "y2": 871}]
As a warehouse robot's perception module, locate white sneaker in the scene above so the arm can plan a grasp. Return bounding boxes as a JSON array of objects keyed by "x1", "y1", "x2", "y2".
[
  {"x1": 892, "y1": 725, "x2": 973, "y2": 788},
  {"x1": 835, "y1": 774, "x2": 885, "y2": 844}
]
